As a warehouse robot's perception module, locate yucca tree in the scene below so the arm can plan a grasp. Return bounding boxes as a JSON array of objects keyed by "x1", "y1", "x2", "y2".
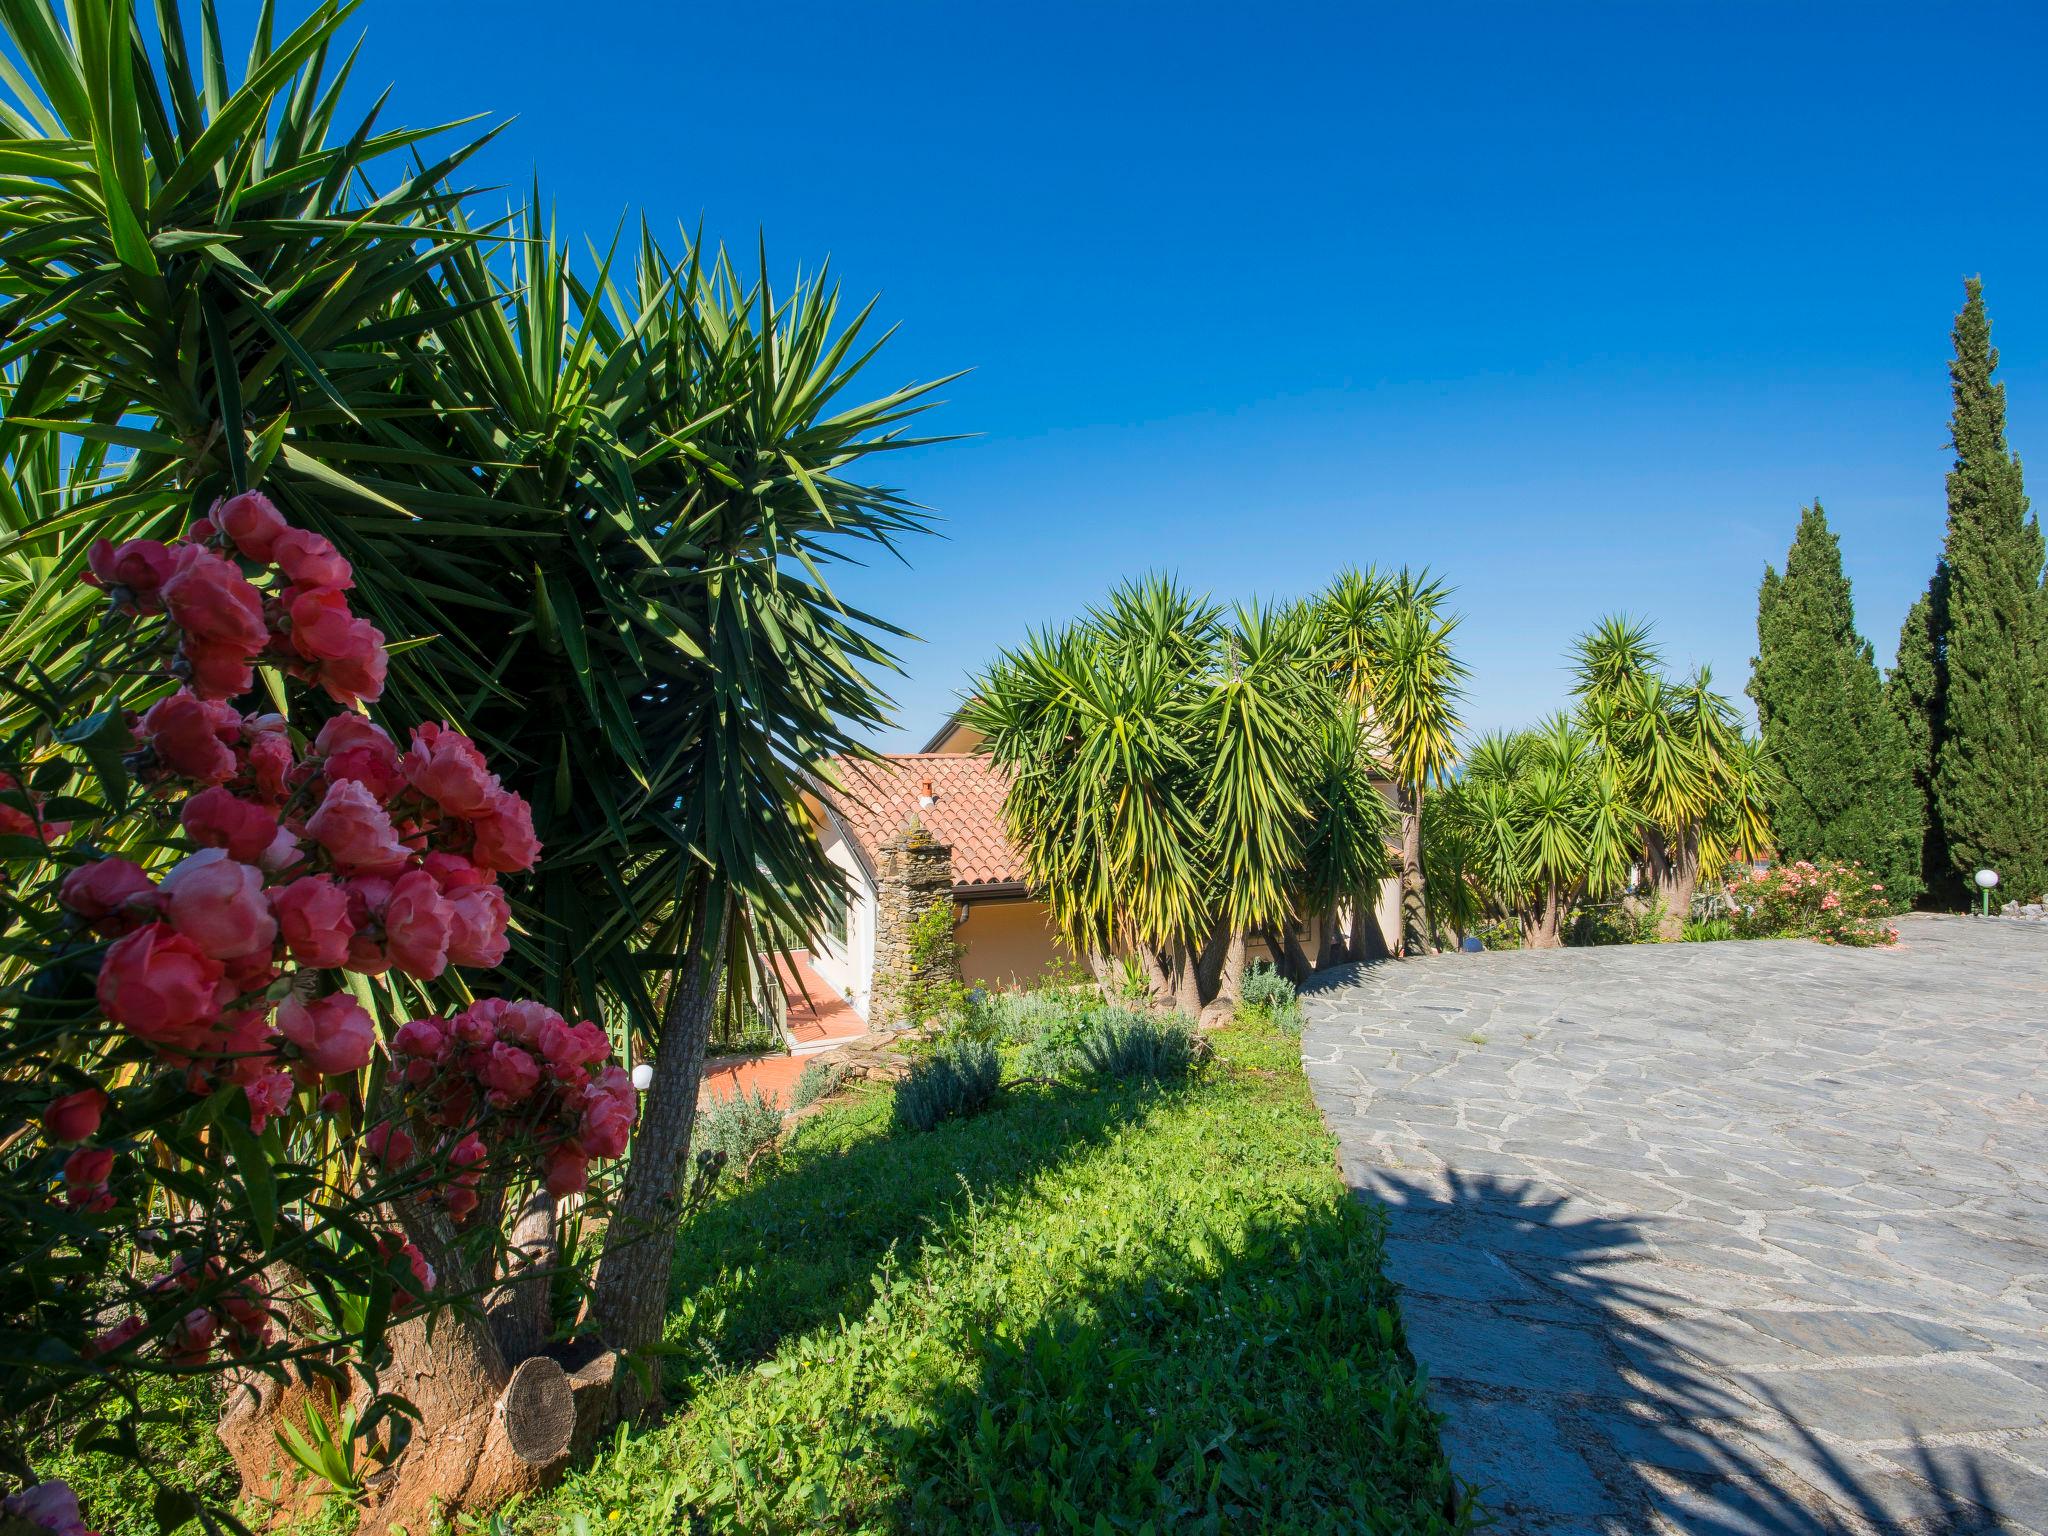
[
  {"x1": 1317, "y1": 567, "x2": 1466, "y2": 956},
  {"x1": 1572, "y1": 617, "x2": 1771, "y2": 937},
  {"x1": 0, "y1": 0, "x2": 953, "y2": 1494},
  {"x1": 967, "y1": 576, "x2": 1388, "y2": 1008},
  {"x1": 1441, "y1": 719, "x2": 1637, "y2": 947}
]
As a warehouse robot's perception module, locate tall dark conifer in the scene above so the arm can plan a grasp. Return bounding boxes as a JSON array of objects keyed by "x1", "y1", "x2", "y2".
[
  {"x1": 1750, "y1": 503, "x2": 1921, "y2": 898},
  {"x1": 1929, "y1": 278, "x2": 2048, "y2": 901},
  {"x1": 1885, "y1": 580, "x2": 1950, "y2": 904}
]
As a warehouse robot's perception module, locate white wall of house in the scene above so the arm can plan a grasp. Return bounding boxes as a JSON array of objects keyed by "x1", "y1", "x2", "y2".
[{"x1": 805, "y1": 819, "x2": 878, "y2": 1019}]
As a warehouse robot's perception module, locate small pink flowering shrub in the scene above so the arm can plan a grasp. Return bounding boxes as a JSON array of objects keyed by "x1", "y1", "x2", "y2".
[
  {"x1": 0, "y1": 490, "x2": 634, "y2": 1532},
  {"x1": 1732, "y1": 857, "x2": 1899, "y2": 947}
]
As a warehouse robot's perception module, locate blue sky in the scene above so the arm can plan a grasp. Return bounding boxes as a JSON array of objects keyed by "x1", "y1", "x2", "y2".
[{"x1": 237, "y1": 0, "x2": 2047, "y2": 747}]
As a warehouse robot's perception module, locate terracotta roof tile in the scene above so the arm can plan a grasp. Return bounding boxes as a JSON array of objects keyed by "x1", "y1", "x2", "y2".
[{"x1": 817, "y1": 753, "x2": 1021, "y2": 889}]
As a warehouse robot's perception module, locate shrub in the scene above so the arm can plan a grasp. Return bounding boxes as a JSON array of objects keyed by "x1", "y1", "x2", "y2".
[
  {"x1": 1078, "y1": 1011, "x2": 1200, "y2": 1082},
  {"x1": 1239, "y1": 961, "x2": 1295, "y2": 1016},
  {"x1": 788, "y1": 1059, "x2": 844, "y2": 1112},
  {"x1": 1732, "y1": 858, "x2": 1899, "y2": 946},
  {"x1": 695, "y1": 1087, "x2": 785, "y2": 1170},
  {"x1": 894, "y1": 1042, "x2": 1002, "y2": 1132},
  {"x1": 1568, "y1": 898, "x2": 1664, "y2": 946},
  {"x1": 1682, "y1": 917, "x2": 1737, "y2": 942}
]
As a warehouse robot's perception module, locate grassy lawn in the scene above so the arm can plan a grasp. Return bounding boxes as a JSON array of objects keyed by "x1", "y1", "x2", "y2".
[{"x1": 508, "y1": 1017, "x2": 1471, "y2": 1535}]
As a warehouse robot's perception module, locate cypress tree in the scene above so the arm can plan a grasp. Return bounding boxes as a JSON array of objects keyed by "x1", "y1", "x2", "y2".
[
  {"x1": 1885, "y1": 578, "x2": 1952, "y2": 905},
  {"x1": 1749, "y1": 502, "x2": 1922, "y2": 899},
  {"x1": 1930, "y1": 278, "x2": 2048, "y2": 902}
]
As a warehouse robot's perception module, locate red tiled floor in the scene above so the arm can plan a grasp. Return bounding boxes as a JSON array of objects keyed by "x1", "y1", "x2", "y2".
[{"x1": 776, "y1": 951, "x2": 865, "y2": 1047}]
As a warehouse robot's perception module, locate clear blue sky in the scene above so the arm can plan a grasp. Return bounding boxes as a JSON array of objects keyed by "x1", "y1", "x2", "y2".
[{"x1": 236, "y1": 0, "x2": 2048, "y2": 748}]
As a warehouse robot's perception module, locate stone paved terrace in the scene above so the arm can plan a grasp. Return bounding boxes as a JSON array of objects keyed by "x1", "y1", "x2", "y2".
[{"x1": 1301, "y1": 916, "x2": 2048, "y2": 1535}]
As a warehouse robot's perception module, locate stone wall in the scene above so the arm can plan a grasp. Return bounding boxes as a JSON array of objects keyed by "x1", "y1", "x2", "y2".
[{"x1": 869, "y1": 820, "x2": 960, "y2": 1028}]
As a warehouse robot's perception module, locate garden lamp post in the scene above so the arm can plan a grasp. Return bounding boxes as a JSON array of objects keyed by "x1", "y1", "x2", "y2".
[{"x1": 1975, "y1": 867, "x2": 1999, "y2": 916}]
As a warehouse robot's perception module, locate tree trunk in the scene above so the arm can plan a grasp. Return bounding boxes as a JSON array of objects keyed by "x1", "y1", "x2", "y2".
[
  {"x1": 1138, "y1": 942, "x2": 1175, "y2": 1007},
  {"x1": 1169, "y1": 937, "x2": 1204, "y2": 1016},
  {"x1": 1520, "y1": 887, "x2": 1565, "y2": 949},
  {"x1": 487, "y1": 1186, "x2": 558, "y2": 1365},
  {"x1": 1193, "y1": 922, "x2": 1232, "y2": 1005},
  {"x1": 591, "y1": 894, "x2": 725, "y2": 1420},
  {"x1": 1398, "y1": 787, "x2": 1434, "y2": 956},
  {"x1": 1645, "y1": 827, "x2": 1698, "y2": 941},
  {"x1": 1352, "y1": 886, "x2": 1392, "y2": 960},
  {"x1": 1217, "y1": 929, "x2": 1247, "y2": 1001}
]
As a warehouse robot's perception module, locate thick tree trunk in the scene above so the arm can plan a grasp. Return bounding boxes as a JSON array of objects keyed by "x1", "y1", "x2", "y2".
[
  {"x1": 1520, "y1": 887, "x2": 1565, "y2": 949},
  {"x1": 1138, "y1": 942, "x2": 1174, "y2": 1006},
  {"x1": 1217, "y1": 929, "x2": 1247, "y2": 1001},
  {"x1": 1352, "y1": 886, "x2": 1392, "y2": 960},
  {"x1": 1193, "y1": 922, "x2": 1232, "y2": 1006},
  {"x1": 1398, "y1": 788, "x2": 1434, "y2": 956},
  {"x1": 591, "y1": 898, "x2": 724, "y2": 1420},
  {"x1": 487, "y1": 1187, "x2": 558, "y2": 1365},
  {"x1": 1169, "y1": 937, "x2": 1204, "y2": 1016},
  {"x1": 1645, "y1": 827, "x2": 1698, "y2": 941}
]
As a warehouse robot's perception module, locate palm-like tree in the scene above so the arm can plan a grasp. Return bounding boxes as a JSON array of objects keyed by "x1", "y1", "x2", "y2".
[
  {"x1": 1317, "y1": 568, "x2": 1466, "y2": 955},
  {"x1": 1440, "y1": 719, "x2": 1637, "y2": 947},
  {"x1": 966, "y1": 576, "x2": 1389, "y2": 1008},
  {"x1": 1572, "y1": 618, "x2": 1772, "y2": 936},
  {"x1": 0, "y1": 0, "x2": 953, "y2": 1498}
]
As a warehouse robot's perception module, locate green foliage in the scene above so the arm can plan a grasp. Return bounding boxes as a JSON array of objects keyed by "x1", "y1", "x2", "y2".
[
  {"x1": 1731, "y1": 859, "x2": 1899, "y2": 947},
  {"x1": 502, "y1": 1022, "x2": 1469, "y2": 1534},
  {"x1": 893, "y1": 1042, "x2": 1001, "y2": 1132},
  {"x1": 1887, "y1": 582, "x2": 1953, "y2": 906},
  {"x1": 787, "y1": 1060, "x2": 844, "y2": 1113},
  {"x1": 1076, "y1": 1010, "x2": 1201, "y2": 1081},
  {"x1": 1750, "y1": 502, "x2": 1923, "y2": 901},
  {"x1": 276, "y1": 1399, "x2": 366, "y2": 1500},
  {"x1": 898, "y1": 899, "x2": 969, "y2": 1031},
  {"x1": 1568, "y1": 899, "x2": 1664, "y2": 947},
  {"x1": 1682, "y1": 917, "x2": 1737, "y2": 942},
  {"x1": 962, "y1": 575, "x2": 1395, "y2": 982},
  {"x1": 1930, "y1": 279, "x2": 2048, "y2": 904},
  {"x1": 1435, "y1": 717, "x2": 1639, "y2": 946},
  {"x1": 1239, "y1": 960, "x2": 1298, "y2": 1017},
  {"x1": 694, "y1": 1088, "x2": 785, "y2": 1171}
]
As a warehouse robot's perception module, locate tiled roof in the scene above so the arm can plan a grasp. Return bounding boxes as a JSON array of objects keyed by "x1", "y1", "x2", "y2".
[{"x1": 817, "y1": 753, "x2": 1022, "y2": 890}]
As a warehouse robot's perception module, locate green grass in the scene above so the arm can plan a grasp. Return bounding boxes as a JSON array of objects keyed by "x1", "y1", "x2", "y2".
[{"x1": 504, "y1": 1018, "x2": 1470, "y2": 1534}]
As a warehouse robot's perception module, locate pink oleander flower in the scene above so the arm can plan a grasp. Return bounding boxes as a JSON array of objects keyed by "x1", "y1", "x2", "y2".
[
  {"x1": 141, "y1": 690, "x2": 239, "y2": 784},
  {"x1": 470, "y1": 787, "x2": 540, "y2": 873},
  {"x1": 161, "y1": 849, "x2": 277, "y2": 962},
  {"x1": 477, "y1": 1041, "x2": 541, "y2": 1105},
  {"x1": 276, "y1": 993, "x2": 376, "y2": 1077},
  {"x1": 446, "y1": 882, "x2": 511, "y2": 968},
  {"x1": 305, "y1": 778, "x2": 410, "y2": 872},
  {"x1": 62, "y1": 1146, "x2": 116, "y2": 1212},
  {"x1": 162, "y1": 545, "x2": 268, "y2": 654},
  {"x1": 244, "y1": 1070, "x2": 294, "y2": 1132},
  {"x1": 97, "y1": 922, "x2": 226, "y2": 1049},
  {"x1": 402, "y1": 722, "x2": 498, "y2": 817},
  {"x1": 43, "y1": 1088, "x2": 108, "y2": 1144},
  {"x1": 272, "y1": 528, "x2": 352, "y2": 590},
  {"x1": 383, "y1": 869, "x2": 453, "y2": 980},
  {"x1": 270, "y1": 873, "x2": 352, "y2": 969},
  {"x1": 58, "y1": 858, "x2": 158, "y2": 933},
  {"x1": 314, "y1": 715, "x2": 403, "y2": 798},
  {"x1": 181, "y1": 786, "x2": 281, "y2": 863},
  {"x1": 85, "y1": 536, "x2": 177, "y2": 611},
  {"x1": 214, "y1": 490, "x2": 288, "y2": 563}
]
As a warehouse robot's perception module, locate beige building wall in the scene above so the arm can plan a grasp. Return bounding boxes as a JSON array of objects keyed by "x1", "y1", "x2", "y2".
[{"x1": 956, "y1": 897, "x2": 1076, "y2": 992}]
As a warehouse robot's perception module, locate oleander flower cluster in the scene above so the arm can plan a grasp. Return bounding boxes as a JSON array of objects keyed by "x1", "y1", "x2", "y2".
[
  {"x1": 34, "y1": 489, "x2": 634, "y2": 1367},
  {"x1": 1733, "y1": 856, "x2": 1897, "y2": 947}
]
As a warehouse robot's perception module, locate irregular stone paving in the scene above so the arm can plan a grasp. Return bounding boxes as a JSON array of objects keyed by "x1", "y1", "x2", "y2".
[{"x1": 1301, "y1": 917, "x2": 2048, "y2": 1535}]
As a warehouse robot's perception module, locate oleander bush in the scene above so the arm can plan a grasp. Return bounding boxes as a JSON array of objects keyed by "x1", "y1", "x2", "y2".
[{"x1": 1732, "y1": 858, "x2": 1900, "y2": 946}]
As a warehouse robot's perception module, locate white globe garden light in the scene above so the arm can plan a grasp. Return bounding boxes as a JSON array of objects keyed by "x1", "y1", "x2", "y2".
[
  {"x1": 632, "y1": 1061, "x2": 655, "y2": 1092},
  {"x1": 1975, "y1": 868, "x2": 1999, "y2": 917}
]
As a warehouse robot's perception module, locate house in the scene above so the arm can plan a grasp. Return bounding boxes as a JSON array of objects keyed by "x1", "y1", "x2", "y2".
[
  {"x1": 799, "y1": 716, "x2": 1076, "y2": 1020},
  {"x1": 796, "y1": 713, "x2": 1408, "y2": 1025}
]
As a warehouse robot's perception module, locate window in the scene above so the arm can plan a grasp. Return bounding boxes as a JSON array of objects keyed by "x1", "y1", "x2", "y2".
[{"x1": 825, "y1": 870, "x2": 849, "y2": 949}]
